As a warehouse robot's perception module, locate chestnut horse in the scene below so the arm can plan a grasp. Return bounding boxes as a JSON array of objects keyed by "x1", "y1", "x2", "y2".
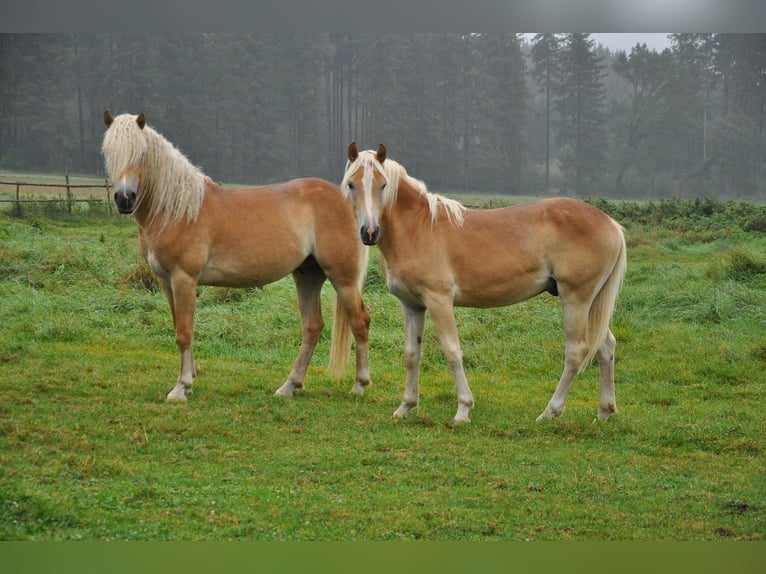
[
  {"x1": 341, "y1": 143, "x2": 626, "y2": 424},
  {"x1": 101, "y1": 112, "x2": 371, "y2": 401}
]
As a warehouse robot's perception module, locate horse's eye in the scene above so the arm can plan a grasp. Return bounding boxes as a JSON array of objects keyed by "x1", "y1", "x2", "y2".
[
  {"x1": 381, "y1": 183, "x2": 387, "y2": 190},
  {"x1": 348, "y1": 182, "x2": 355, "y2": 190}
]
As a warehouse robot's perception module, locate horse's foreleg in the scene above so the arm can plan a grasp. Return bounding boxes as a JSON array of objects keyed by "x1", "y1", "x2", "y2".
[
  {"x1": 596, "y1": 329, "x2": 617, "y2": 421},
  {"x1": 275, "y1": 271, "x2": 325, "y2": 397},
  {"x1": 166, "y1": 274, "x2": 198, "y2": 402},
  {"x1": 394, "y1": 304, "x2": 426, "y2": 420},
  {"x1": 536, "y1": 302, "x2": 589, "y2": 421},
  {"x1": 425, "y1": 297, "x2": 474, "y2": 424},
  {"x1": 159, "y1": 278, "x2": 196, "y2": 380}
]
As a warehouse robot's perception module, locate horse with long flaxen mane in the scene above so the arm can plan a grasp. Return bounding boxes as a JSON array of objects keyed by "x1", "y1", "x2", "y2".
[
  {"x1": 341, "y1": 142, "x2": 626, "y2": 424},
  {"x1": 101, "y1": 111, "x2": 372, "y2": 401}
]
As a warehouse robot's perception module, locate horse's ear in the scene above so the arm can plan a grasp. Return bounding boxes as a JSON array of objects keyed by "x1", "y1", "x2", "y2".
[
  {"x1": 376, "y1": 143, "x2": 387, "y2": 164},
  {"x1": 348, "y1": 142, "x2": 359, "y2": 162},
  {"x1": 104, "y1": 110, "x2": 113, "y2": 128},
  {"x1": 136, "y1": 113, "x2": 146, "y2": 130}
]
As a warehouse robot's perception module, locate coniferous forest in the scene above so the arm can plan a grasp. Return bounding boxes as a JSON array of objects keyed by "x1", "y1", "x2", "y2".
[{"x1": 1, "y1": 33, "x2": 764, "y2": 200}]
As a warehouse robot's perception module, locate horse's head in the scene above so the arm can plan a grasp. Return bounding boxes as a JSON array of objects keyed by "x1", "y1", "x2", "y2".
[
  {"x1": 102, "y1": 111, "x2": 148, "y2": 214},
  {"x1": 341, "y1": 142, "x2": 388, "y2": 246}
]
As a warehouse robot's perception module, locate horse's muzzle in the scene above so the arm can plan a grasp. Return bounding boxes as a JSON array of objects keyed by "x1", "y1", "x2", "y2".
[
  {"x1": 113, "y1": 181, "x2": 138, "y2": 214},
  {"x1": 114, "y1": 190, "x2": 137, "y2": 214},
  {"x1": 361, "y1": 225, "x2": 380, "y2": 246}
]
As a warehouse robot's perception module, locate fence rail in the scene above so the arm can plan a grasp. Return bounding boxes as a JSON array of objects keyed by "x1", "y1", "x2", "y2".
[{"x1": 0, "y1": 175, "x2": 113, "y2": 215}]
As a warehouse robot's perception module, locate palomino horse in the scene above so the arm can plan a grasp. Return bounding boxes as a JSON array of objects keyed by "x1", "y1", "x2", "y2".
[
  {"x1": 341, "y1": 143, "x2": 626, "y2": 424},
  {"x1": 101, "y1": 111, "x2": 372, "y2": 401}
]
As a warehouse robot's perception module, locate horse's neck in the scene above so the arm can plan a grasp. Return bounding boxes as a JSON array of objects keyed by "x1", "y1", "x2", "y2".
[
  {"x1": 382, "y1": 179, "x2": 430, "y2": 235},
  {"x1": 135, "y1": 134, "x2": 206, "y2": 229}
]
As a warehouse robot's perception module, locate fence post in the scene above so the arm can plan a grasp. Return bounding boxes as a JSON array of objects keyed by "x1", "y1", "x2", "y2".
[
  {"x1": 15, "y1": 182, "x2": 21, "y2": 216},
  {"x1": 105, "y1": 179, "x2": 113, "y2": 215},
  {"x1": 65, "y1": 173, "x2": 73, "y2": 214}
]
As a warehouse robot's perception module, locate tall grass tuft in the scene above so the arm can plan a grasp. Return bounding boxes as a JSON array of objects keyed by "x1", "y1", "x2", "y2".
[{"x1": 120, "y1": 257, "x2": 160, "y2": 293}]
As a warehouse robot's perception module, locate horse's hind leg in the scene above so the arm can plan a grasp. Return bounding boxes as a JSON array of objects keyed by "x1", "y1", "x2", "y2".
[
  {"x1": 425, "y1": 296, "x2": 474, "y2": 424},
  {"x1": 596, "y1": 329, "x2": 617, "y2": 421},
  {"x1": 274, "y1": 268, "x2": 326, "y2": 397},
  {"x1": 333, "y1": 283, "x2": 371, "y2": 395},
  {"x1": 536, "y1": 302, "x2": 590, "y2": 421}
]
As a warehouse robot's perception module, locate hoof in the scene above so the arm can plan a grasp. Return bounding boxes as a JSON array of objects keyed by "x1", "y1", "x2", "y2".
[
  {"x1": 597, "y1": 404, "x2": 616, "y2": 422},
  {"x1": 535, "y1": 406, "x2": 563, "y2": 422},
  {"x1": 166, "y1": 385, "x2": 189, "y2": 402},
  {"x1": 274, "y1": 385, "x2": 294, "y2": 398},
  {"x1": 351, "y1": 381, "x2": 367, "y2": 396},
  {"x1": 393, "y1": 403, "x2": 415, "y2": 419},
  {"x1": 595, "y1": 409, "x2": 615, "y2": 422},
  {"x1": 454, "y1": 404, "x2": 472, "y2": 425}
]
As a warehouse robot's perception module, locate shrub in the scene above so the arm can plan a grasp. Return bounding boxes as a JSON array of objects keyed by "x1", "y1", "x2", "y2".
[
  {"x1": 726, "y1": 251, "x2": 766, "y2": 281},
  {"x1": 585, "y1": 197, "x2": 766, "y2": 237}
]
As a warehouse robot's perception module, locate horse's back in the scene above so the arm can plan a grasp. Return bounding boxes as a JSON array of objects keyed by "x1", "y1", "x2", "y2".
[
  {"x1": 466, "y1": 197, "x2": 622, "y2": 252},
  {"x1": 486, "y1": 197, "x2": 616, "y2": 228},
  {"x1": 207, "y1": 177, "x2": 341, "y2": 204},
  {"x1": 201, "y1": 177, "x2": 350, "y2": 226}
]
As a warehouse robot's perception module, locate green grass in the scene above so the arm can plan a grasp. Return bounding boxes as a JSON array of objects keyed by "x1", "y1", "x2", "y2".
[{"x1": 0, "y1": 203, "x2": 764, "y2": 540}]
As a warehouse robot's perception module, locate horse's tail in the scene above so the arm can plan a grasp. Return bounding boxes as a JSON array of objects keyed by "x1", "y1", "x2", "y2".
[
  {"x1": 581, "y1": 222, "x2": 627, "y2": 371},
  {"x1": 328, "y1": 245, "x2": 370, "y2": 379}
]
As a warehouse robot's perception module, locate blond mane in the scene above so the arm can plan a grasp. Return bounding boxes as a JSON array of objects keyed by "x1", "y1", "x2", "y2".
[
  {"x1": 345, "y1": 150, "x2": 466, "y2": 227},
  {"x1": 102, "y1": 114, "x2": 206, "y2": 226}
]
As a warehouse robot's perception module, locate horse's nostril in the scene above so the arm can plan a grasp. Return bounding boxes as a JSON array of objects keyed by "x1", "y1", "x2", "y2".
[{"x1": 360, "y1": 225, "x2": 380, "y2": 245}]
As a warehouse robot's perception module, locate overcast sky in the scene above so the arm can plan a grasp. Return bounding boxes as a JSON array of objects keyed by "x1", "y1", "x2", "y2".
[
  {"x1": 523, "y1": 33, "x2": 673, "y2": 52},
  {"x1": 589, "y1": 33, "x2": 672, "y2": 52}
]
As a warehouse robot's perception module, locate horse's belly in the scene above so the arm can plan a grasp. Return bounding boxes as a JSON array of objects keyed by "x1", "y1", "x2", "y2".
[
  {"x1": 199, "y1": 257, "x2": 296, "y2": 288},
  {"x1": 454, "y1": 288, "x2": 540, "y2": 308},
  {"x1": 453, "y1": 274, "x2": 551, "y2": 308}
]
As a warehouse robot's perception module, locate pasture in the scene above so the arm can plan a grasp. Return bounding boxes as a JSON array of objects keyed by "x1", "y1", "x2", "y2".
[{"x1": 0, "y1": 198, "x2": 764, "y2": 540}]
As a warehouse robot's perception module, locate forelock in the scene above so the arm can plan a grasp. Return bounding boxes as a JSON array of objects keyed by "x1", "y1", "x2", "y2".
[
  {"x1": 342, "y1": 149, "x2": 387, "y2": 196},
  {"x1": 101, "y1": 114, "x2": 148, "y2": 180}
]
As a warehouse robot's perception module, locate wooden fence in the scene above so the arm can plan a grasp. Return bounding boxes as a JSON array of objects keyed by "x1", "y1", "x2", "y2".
[{"x1": 0, "y1": 175, "x2": 112, "y2": 215}]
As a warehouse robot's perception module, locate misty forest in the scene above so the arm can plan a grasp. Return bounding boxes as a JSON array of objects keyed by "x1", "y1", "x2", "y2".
[{"x1": 1, "y1": 33, "x2": 764, "y2": 200}]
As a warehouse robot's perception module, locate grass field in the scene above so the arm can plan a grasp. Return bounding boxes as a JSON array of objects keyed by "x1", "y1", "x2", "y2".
[{"x1": 0, "y1": 198, "x2": 764, "y2": 541}]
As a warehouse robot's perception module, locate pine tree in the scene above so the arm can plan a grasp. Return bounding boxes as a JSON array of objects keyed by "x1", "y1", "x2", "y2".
[
  {"x1": 611, "y1": 43, "x2": 672, "y2": 195},
  {"x1": 710, "y1": 33, "x2": 766, "y2": 195},
  {"x1": 530, "y1": 33, "x2": 561, "y2": 192},
  {"x1": 555, "y1": 33, "x2": 607, "y2": 195},
  {"x1": 671, "y1": 33, "x2": 718, "y2": 163},
  {"x1": 478, "y1": 33, "x2": 529, "y2": 193}
]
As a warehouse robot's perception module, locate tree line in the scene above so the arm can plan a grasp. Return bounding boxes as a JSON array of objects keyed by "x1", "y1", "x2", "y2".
[{"x1": 1, "y1": 33, "x2": 764, "y2": 199}]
